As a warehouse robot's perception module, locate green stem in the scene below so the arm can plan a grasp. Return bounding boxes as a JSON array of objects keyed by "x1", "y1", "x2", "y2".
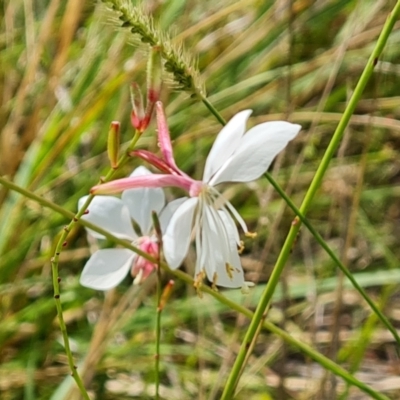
[
  {"x1": 221, "y1": 3, "x2": 400, "y2": 398},
  {"x1": 264, "y1": 172, "x2": 400, "y2": 344},
  {"x1": 0, "y1": 177, "x2": 391, "y2": 400},
  {"x1": 50, "y1": 130, "x2": 141, "y2": 398},
  {"x1": 200, "y1": 95, "x2": 226, "y2": 126},
  {"x1": 153, "y1": 212, "x2": 163, "y2": 400},
  {"x1": 155, "y1": 271, "x2": 162, "y2": 400}
]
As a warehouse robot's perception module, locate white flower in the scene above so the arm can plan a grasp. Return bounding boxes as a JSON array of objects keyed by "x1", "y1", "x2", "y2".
[
  {"x1": 92, "y1": 103, "x2": 301, "y2": 289},
  {"x1": 79, "y1": 166, "x2": 180, "y2": 290}
]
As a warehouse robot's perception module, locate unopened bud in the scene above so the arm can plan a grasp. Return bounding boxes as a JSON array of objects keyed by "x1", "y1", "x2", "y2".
[
  {"x1": 107, "y1": 121, "x2": 120, "y2": 169},
  {"x1": 129, "y1": 47, "x2": 162, "y2": 134},
  {"x1": 158, "y1": 280, "x2": 174, "y2": 311},
  {"x1": 130, "y1": 83, "x2": 145, "y2": 131},
  {"x1": 147, "y1": 46, "x2": 162, "y2": 104}
]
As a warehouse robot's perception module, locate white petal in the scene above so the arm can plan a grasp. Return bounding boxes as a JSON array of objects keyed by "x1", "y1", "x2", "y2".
[
  {"x1": 121, "y1": 167, "x2": 165, "y2": 235},
  {"x1": 200, "y1": 205, "x2": 225, "y2": 282},
  {"x1": 163, "y1": 198, "x2": 198, "y2": 269},
  {"x1": 80, "y1": 249, "x2": 135, "y2": 290},
  {"x1": 209, "y1": 121, "x2": 301, "y2": 186},
  {"x1": 158, "y1": 197, "x2": 188, "y2": 234},
  {"x1": 198, "y1": 206, "x2": 244, "y2": 288},
  {"x1": 213, "y1": 211, "x2": 245, "y2": 288},
  {"x1": 79, "y1": 196, "x2": 136, "y2": 240},
  {"x1": 194, "y1": 201, "x2": 204, "y2": 276},
  {"x1": 203, "y1": 110, "x2": 252, "y2": 183}
]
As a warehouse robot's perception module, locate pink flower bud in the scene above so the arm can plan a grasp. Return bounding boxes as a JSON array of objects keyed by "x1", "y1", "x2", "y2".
[
  {"x1": 131, "y1": 237, "x2": 159, "y2": 284},
  {"x1": 130, "y1": 83, "x2": 145, "y2": 131}
]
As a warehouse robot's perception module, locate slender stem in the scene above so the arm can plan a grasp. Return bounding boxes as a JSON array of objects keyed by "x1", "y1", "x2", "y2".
[
  {"x1": 220, "y1": 3, "x2": 400, "y2": 398},
  {"x1": 155, "y1": 269, "x2": 162, "y2": 400},
  {"x1": 0, "y1": 177, "x2": 391, "y2": 400},
  {"x1": 200, "y1": 95, "x2": 226, "y2": 126},
  {"x1": 50, "y1": 130, "x2": 141, "y2": 397},
  {"x1": 153, "y1": 212, "x2": 163, "y2": 399}
]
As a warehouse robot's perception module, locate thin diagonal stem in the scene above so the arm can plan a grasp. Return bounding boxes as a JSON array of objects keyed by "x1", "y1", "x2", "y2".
[{"x1": 200, "y1": 96, "x2": 226, "y2": 125}]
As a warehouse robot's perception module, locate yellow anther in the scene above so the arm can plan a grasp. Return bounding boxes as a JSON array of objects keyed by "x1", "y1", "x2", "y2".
[
  {"x1": 193, "y1": 271, "x2": 205, "y2": 298},
  {"x1": 212, "y1": 272, "x2": 219, "y2": 291},
  {"x1": 245, "y1": 231, "x2": 257, "y2": 239},
  {"x1": 225, "y1": 263, "x2": 234, "y2": 279}
]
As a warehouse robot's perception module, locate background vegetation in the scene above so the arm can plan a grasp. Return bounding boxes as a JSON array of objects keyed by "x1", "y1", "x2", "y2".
[{"x1": 1, "y1": 0, "x2": 400, "y2": 399}]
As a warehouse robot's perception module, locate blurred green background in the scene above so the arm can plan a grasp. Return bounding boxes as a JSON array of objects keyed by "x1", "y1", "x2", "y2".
[{"x1": 1, "y1": 0, "x2": 400, "y2": 399}]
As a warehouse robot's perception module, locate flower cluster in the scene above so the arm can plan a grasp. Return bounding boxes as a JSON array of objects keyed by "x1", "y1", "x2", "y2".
[{"x1": 80, "y1": 102, "x2": 301, "y2": 291}]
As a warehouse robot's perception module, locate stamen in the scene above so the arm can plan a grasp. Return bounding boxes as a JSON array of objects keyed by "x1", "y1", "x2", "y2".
[
  {"x1": 209, "y1": 186, "x2": 248, "y2": 235},
  {"x1": 225, "y1": 263, "x2": 234, "y2": 280},
  {"x1": 245, "y1": 231, "x2": 257, "y2": 238},
  {"x1": 212, "y1": 272, "x2": 218, "y2": 290},
  {"x1": 194, "y1": 271, "x2": 205, "y2": 298}
]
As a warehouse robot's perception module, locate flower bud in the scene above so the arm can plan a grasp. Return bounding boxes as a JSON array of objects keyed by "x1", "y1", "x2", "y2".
[
  {"x1": 146, "y1": 46, "x2": 162, "y2": 104},
  {"x1": 132, "y1": 237, "x2": 158, "y2": 284},
  {"x1": 159, "y1": 280, "x2": 175, "y2": 311},
  {"x1": 107, "y1": 121, "x2": 120, "y2": 169},
  {"x1": 130, "y1": 83, "x2": 145, "y2": 131},
  {"x1": 130, "y1": 47, "x2": 163, "y2": 134}
]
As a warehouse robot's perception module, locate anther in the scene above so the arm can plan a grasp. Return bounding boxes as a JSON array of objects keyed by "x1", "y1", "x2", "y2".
[
  {"x1": 193, "y1": 271, "x2": 205, "y2": 298},
  {"x1": 212, "y1": 272, "x2": 219, "y2": 291},
  {"x1": 245, "y1": 231, "x2": 257, "y2": 239},
  {"x1": 225, "y1": 263, "x2": 234, "y2": 280}
]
